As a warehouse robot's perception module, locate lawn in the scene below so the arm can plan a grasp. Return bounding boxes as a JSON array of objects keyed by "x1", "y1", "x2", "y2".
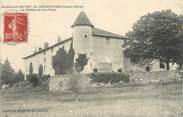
[{"x1": 0, "y1": 82, "x2": 183, "y2": 117}]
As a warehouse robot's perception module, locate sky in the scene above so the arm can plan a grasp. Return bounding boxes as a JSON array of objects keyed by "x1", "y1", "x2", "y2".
[{"x1": 0, "y1": 0, "x2": 183, "y2": 72}]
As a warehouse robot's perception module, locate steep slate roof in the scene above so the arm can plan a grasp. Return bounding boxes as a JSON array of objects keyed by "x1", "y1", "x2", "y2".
[
  {"x1": 23, "y1": 37, "x2": 72, "y2": 59},
  {"x1": 92, "y1": 28, "x2": 125, "y2": 39},
  {"x1": 71, "y1": 11, "x2": 94, "y2": 28}
]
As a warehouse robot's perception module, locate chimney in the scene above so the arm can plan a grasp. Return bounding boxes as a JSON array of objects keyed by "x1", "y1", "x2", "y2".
[
  {"x1": 57, "y1": 36, "x2": 61, "y2": 43},
  {"x1": 44, "y1": 42, "x2": 49, "y2": 49},
  {"x1": 38, "y1": 47, "x2": 42, "y2": 51}
]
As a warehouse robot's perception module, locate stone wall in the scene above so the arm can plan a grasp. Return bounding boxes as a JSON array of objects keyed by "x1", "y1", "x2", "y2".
[
  {"x1": 127, "y1": 70, "x2": 182, "y2": 85},
  {"x1": 49, "y1": 75, "x2": 68, "y2": 92},
  {"x1": 49, "y1": 74, "x2": 90, "y2": 92}
]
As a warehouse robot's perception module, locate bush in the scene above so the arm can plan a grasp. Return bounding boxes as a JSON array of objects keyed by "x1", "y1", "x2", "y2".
[
  {"x1": 39, "y1": 74, "x2": 50, "y2": 86},
  {"x1": 41, "y1": 74, "x2": 50, "y2": 79},
  {"x1": 90, "y1": 72, "x2": 130, "y2": 83},
  {"x1": 27, "y1": 74, "x2": 39, "y2": 87},
  {"x1": 12, "y1": 69, "x2": 24, "y2": 83}
]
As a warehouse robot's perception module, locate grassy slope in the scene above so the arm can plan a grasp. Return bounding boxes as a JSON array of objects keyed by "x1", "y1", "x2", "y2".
[{"x1": 0, "y1": 82, "x2": 183, "y2": 117}]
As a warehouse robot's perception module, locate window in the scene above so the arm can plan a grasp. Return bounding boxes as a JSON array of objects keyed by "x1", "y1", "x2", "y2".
[
  {"x1": 44, "y1": 58, "x2": 46, "y2": 62},
  {"x1": 51, "y1": 48, "x2": 53, "y2": 52},
  {"x1": 93, "y1": 68, "x2": 98, "y2": 73},
  {"x1": 118, "y1": 69, "x2": 122, "y2": 72},
  {"x1": 84, "y1": 34, "x2": 88, "y2": 38},
  {"x1": 145, "y1": 66, "x2": 150, "y2": 72},
  {"x1": 44, "y1": 52, "x2": 45, "y2": 55}
]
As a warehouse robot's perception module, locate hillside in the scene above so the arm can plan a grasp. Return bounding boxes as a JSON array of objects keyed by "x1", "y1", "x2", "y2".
[{"x1": 0, "y1": 82, "x2": 183, "y2": 117}]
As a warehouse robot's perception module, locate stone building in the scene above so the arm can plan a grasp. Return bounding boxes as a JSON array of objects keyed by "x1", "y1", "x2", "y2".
[{"x1": 23, "y1": 11, "x2": 126, "y2": 79}]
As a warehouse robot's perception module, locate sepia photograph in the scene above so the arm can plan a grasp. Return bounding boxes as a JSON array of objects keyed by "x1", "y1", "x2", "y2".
[{"x1": 0, "y1": 0, "x2": 183, "y2": 117}]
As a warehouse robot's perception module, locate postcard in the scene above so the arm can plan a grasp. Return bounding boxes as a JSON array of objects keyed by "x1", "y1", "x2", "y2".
[{"x1": 0, "y1": 0, "x2": 183, "y2": 117}]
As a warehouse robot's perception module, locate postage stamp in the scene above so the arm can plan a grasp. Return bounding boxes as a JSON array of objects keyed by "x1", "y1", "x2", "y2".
[{"x1": 3, "y1": 13, "x2": 28, "y2": 43}]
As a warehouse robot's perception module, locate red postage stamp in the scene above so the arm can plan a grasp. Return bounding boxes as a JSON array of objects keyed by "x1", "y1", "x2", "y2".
[{"x1": 4, "y1": 13, "x2": 28, "y2": 43}]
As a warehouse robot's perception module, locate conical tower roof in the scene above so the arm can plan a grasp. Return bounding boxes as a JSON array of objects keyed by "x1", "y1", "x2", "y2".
[{"x1": 71, "y1": 11, "x2": 94, "y2": 28}]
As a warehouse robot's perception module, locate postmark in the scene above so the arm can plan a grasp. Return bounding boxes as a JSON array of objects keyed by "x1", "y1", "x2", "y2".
[{"x1": 3, "y1": 13, "x2": 28, "y2": 43}]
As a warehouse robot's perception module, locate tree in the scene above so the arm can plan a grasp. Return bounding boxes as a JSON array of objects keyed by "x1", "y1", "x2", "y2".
[
  {"x1": 124, "y1": 9, "x2": 183, "y2": 70},
  {"x1": 53, "y1": 42, "x2": 75, "y2": 75},
  {"x1": 1, "y1": 59, "x2": 14, "y2": 84},
  {"x1": 16, "y1": 69, "x2": 24, "y2": 81},
  {"x1": 38, "y1": 64, "x2": 43, "y2": 77},
  {"x1": 28, "y1": 74, "x2": 39, "y2": 87},
  {"x1": 1, "y1": 59, "x2": 24, "y2": 85},
  {"x1": 67, "y1": 41, "x2": 75, "y2": 73},
  {"x1": 75, "y1": 54, "x2": 88, "y2": 73},
  {"x1": 67, "y1": 50, "x2": 88, "y2": 102},
  {"x1": 29, "y1": 62, "x2": 33, "y2": 75},
  {"x1": 68, "y1": 53, "x2": 88, "y2": 102},
  {"x1": 173, "y1": 32, "x2": 183, "y2": 70},
  {"x1": 13, "y1": 69, "x2": 24, "y2": 83}
]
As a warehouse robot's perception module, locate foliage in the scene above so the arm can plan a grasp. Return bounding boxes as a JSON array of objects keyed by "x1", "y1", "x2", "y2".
[
  {"x1": 1, "y1": 59, "x2": 24, "y2": 85},
  {"x1": 67, "y1": 42, "x2": 75, "y2": 73},
  {"x1": 41, "y1": 74, "x2": 51, "y2": 79},
  {"x1": 38, "y1": 64, "x2": 43, "y2": 77},
  {"x1": 12, "y1": 69, "x2": 24, "y2": 83},
  {"x1": 90, "y1": 72, "x2": 130, "y2": 83},
  {"x1": 27, "y1": 74, "x2": 39, "y2": 87},
  {"x1": 75, "y1": 54, "x2": 88, "y2": 73},
  {"x1": 39, "y1": 74, "x2": 50, "y2": 86},
  {"x1": 124, "y1": 9, "x2": 183, "y2": 70},
  {"x1": 1, "y1": 59, "x2": 15, "y2": 84},
  {"x1": 173, "y1": 32, "x2": 183, "y2": 70},
  {"x1": 53, "y1": 42, "x2": 75, "y2": 74}
]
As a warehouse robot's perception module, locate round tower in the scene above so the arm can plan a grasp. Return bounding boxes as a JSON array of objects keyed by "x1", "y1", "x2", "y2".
[{"x1": 71, "y1": 11, "x2": 94, "y2": 59}]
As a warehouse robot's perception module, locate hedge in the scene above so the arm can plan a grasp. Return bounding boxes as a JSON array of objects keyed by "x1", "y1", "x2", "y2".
[
  {"x1": 27, "y1": 74, "x2": 39, "y2": 87},
  {"x1": 90, "y1": 72, "x2": 129, "y2": 83}
]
